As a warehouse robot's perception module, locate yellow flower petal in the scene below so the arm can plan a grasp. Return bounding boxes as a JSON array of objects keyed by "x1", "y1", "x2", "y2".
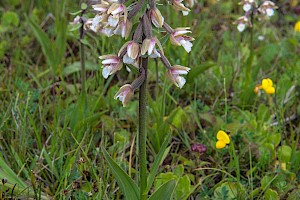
[
  {"x1": 216, "y1": 141, "x2": 226, "y2": 149},
  {"x1": 217, "y1": 130, "x2": 230, "y2": 144},
  {"x1": 295, "y1": 21, "x2": 300, "y2": 32},
  {"x1": 264, "y1": 86, "x2": 275, "y2": 94},
  {"x1": 261, "y1": 78, "x2": 273, "y2": 89}
]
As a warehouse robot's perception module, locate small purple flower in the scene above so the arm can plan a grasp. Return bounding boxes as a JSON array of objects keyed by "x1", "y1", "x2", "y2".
[{"x1": 191, "y1": 144, "x2": 207, "y2": 153}]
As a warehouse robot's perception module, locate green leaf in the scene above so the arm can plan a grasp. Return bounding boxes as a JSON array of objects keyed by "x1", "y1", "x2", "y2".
[
  {"x1": 69, "y1": 10, "x2": 82, "y2": 16},
  {"x1": 261, "y1": 175, "x2": 273, "y2": 189},
  {"x1": 155, "y1": 172, "x2": 177, "y2": 188},
  {"x1": 175, "y1": 175, "x2": 191, "y2": 200},
  {"x1": 291, "y1": 151, "x2": 300, "y2": 172},
  {"x1": 102, "y1": 147, "x2": 139, "y2": 200},
  {"x1": 187, "y1": 61, "x2": 215, "y2": 82},
  {"x1": 81, "y1": 3, "x2": 88, "y2": 10},
  {"x1": 267, "y1": 133, "x2": 281, "y2": 147},
  {"x1": 264, "y1": 188, "x2": 279, "y2": 200},
  {"x1": 214, "y1": 182, "x2": 241, "y2": 200},
  {"x1": 0, "y1": 152, "x2": 27, "y2": 189},
  {"x1": 169, "y1": 108, "x2": 187, "y2": 129},
  {"x1": 1, "y1": 11, "x2": 19, "y2": 27},
  {"x1": 264, "y1": 143, "x2": 275, "y2": 159},
  {"x1": 278, "y1": 145, "x2": 292, "y2": 163},
  {"x1": 68, "y1": 23, "x2": 81, "y2": 32},
  {"x1": 174, "y1": 164, "x2": 184, "y2": 177},
  {"x1": 55, "y1": 18, "x2": 67, "y2": 72},
  {"x1": 149, "y1": 180, "x2": 176, "y2": 200},
  {"x1": 146, "y1": 134, "x2": 171, "y2": 193},
  {"x1": 159, "y1": 33, "x2": 170, "y2": 46},
  {"x1": 69, "y1": 93, "x2": 88, "y2": 130},
  {"x1": 0, "y1": 153, "x2": 48, "y2": 199}
]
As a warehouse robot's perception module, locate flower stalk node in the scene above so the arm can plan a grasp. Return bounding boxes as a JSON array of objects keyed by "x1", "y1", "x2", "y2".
[{"x1": 131, "y1": 68, "x2": 146, "y2": 90}]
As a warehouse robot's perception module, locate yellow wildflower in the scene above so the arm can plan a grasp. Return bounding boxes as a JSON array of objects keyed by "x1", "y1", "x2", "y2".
[
  {"x1": 259, "y1": 78, "x2": 275, "y2": 94},
  {"x1": 295, "y1": 21, "x2": 300, "y2": 32},
  {"x1": 216, "y1": 130, "x2": 230, "y2": 149}
]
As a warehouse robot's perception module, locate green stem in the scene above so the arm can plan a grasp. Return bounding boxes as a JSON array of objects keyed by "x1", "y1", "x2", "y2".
[
  {"x1": 246, "y1": 15, "x2": 254, "y2": 84},
  {"x1": 249, "y1": 145, "x2": 253, "y2": 200},
  {"x1": 229, "y1": 142, "x2": 240, "y2": 181},
  {"x1": 79, "y1": 13, "x2": 86, "y2": 97},
  {"x1": 80, "y1": 40, "x2": 86, "y2": 95},
  {"x1": 139, "y1": 56, "x2": 148, "y2": 200}
]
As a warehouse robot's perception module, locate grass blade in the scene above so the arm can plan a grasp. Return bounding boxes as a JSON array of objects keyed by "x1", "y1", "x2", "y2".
[{"x1": 26, "y1": 16, "x2": 56, "y2": 72}]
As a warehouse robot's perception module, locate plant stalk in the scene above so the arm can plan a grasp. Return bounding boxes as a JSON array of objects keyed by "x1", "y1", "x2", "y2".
[
  {"x1": 80, "y1": 42, "x2": 86, "y2": 94},
  {"x1": 80, "y1": 19, "x2": 86, "y2": 95},
  {"x1": 139, "y1": 56, "x2": 148, "y2": 200}
]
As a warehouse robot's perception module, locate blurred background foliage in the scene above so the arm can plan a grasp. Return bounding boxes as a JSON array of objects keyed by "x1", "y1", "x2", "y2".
[{"x1": 0, "y1": 0, "x2": 300, "y2": 199}]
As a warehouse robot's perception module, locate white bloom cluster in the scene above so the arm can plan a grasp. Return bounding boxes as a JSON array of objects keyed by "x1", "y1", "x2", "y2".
[
  {"x1": 83, "y1": 0, "x2": 195, "y2": 106},
  {"x1": 85, "y1": 0, "x2": 132, "y2": 38},
  {"x1": 234, "y1": 0, "x2": 278, "y2": 32}
]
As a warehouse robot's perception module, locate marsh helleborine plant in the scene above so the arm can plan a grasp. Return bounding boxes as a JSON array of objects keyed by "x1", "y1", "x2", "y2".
[{"x1": 85, "y1": 0, "x2": 194, "y2": 199}]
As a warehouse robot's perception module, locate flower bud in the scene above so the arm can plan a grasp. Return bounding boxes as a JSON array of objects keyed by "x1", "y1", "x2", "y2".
[
  {"x1": 141, "y1": 37, "x2": 163, "y2": 58},
  {"x1": 127, "y1": 42, "x2": 140, "y2": 60},
  {"x1": 149, "y1": 8, "x2": 164, "y2": 28}
]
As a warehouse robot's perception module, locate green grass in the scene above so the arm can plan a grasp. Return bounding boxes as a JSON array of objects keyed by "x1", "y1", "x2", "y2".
[{"x1": 0, "y1": 0, "x2": 300, "y2": 199}]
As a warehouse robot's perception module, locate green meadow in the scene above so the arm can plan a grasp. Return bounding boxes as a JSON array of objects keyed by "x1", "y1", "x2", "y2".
[{"x1": 0, "y1": 0, "x2": 300, "y2": 199}]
